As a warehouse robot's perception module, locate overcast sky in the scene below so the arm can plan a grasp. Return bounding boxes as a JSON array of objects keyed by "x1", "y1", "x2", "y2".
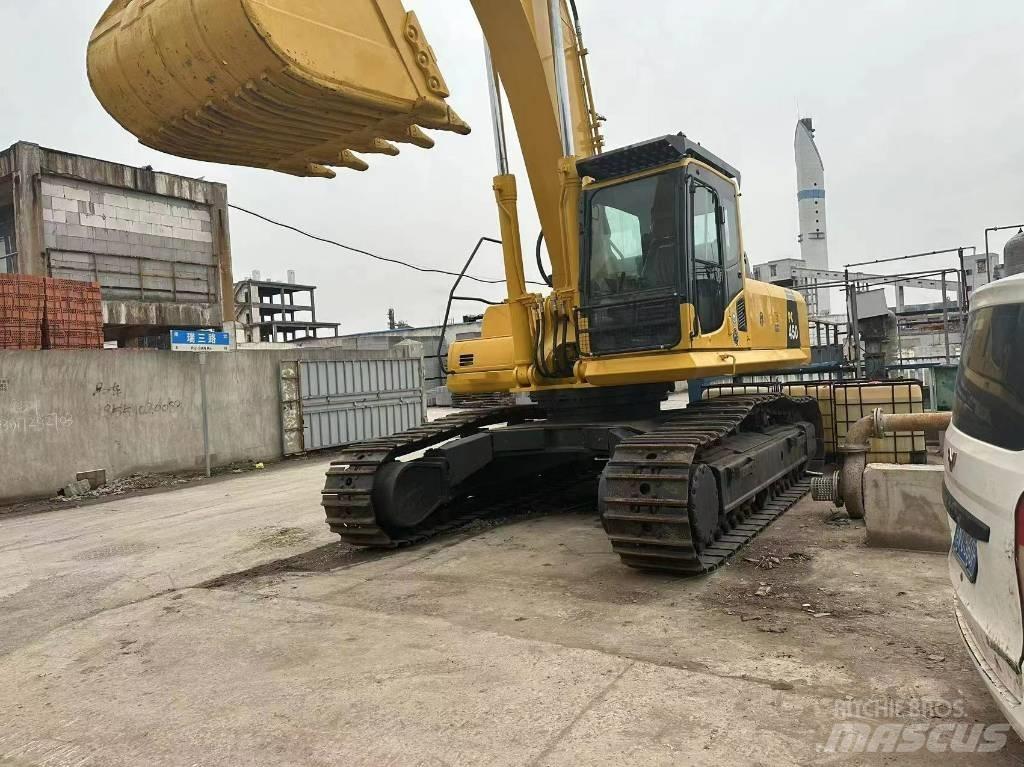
[{"x1": 2, "y1": 1, "x2": 1022, "y2": 332}]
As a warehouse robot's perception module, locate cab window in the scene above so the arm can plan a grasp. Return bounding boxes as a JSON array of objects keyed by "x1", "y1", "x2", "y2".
[{"x1": 586, "y1": 173, "x2": 679, "y2": 300}]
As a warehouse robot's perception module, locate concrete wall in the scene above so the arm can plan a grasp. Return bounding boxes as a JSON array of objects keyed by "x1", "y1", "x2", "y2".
[{"x1": 0, "y1": 345, "x2": 421, "y2": 503}]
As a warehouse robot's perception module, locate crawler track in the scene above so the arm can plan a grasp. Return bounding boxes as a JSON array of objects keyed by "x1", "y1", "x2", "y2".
[
  {"x1": 600, "y1": 394, "x2": 820, "y2": 574},
  {"x1": 321, "y1": 405, "x2": 546, "y2": 546},
  {"x1": 322, "y1": 394, "x2": 820, "y2": 574}
]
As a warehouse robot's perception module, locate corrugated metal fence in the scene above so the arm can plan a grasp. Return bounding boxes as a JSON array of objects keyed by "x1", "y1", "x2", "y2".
[{"x1": 279, "y1": 357, "x2": 424, "y2": 454}]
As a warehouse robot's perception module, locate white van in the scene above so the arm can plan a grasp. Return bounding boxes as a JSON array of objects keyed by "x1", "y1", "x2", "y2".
[{"x1": 947, "y1": 273, "x2": 1024, "y2": 737}]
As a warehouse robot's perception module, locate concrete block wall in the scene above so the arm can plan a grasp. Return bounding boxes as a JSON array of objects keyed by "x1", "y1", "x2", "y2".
[
  {"x1": 40, "y1": 176, "x2": 217, "y2": 303},
  {"x1": 863, "y1": 464, "x2": 951, "y2": 552},
  {"x1": 0, "y1": 345, "x2": 422, "y2": 503}
]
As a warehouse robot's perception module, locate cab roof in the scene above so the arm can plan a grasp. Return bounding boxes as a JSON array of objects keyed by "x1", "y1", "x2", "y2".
[{"x1": 577, "y1": 134, "x2": 741, "y2": 186}]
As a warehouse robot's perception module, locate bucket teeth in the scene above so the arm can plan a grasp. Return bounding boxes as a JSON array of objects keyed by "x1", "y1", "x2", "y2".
[{"x1": 399, "y1": 126, "x2": 435, "y2": 150}]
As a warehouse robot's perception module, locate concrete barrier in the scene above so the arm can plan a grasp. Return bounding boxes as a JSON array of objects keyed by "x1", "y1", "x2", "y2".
[
  {"x1": 0, "y1": 345, "x2": 421, "y2": 503},
  {"x1": 863, "y1": 464, "x2": 951, "y2": 552}
]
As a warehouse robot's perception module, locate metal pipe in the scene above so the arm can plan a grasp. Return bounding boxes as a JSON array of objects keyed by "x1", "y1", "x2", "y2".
[
  {"x1": 825, "y1": 408, "x2": 953, "y2": 519},
  {"x1": 547, "y1": 0, "x2": 574, "y2": 157},
  {"x1": 803, "y1": 267, "x2": 967, "y2": 292},
  {"x1": 845, "y1": 245, "x2": 974, "y2": 269},
  {"x1": 941, "y1": 270, "x2": 950, "y2": 363},
  {"x1": 958, "y1": 247, "x2": 968, "y2": 314},
  {"x1": 483, "y1": 42, "x2": 509, "y2": 175},
  {"x1": 846, "y1": 268, "x2": 861, "y2": 378}
]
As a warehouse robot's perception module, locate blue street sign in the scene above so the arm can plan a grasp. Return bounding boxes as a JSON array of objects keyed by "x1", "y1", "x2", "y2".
[{"x1": 170, "y1": 329, "x2": 232, "y2": 352}]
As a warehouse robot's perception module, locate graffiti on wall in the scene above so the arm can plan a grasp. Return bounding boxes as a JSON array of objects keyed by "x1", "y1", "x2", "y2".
[{"x1": 0, "y1": 401, "x2": 74, "y2": 436}]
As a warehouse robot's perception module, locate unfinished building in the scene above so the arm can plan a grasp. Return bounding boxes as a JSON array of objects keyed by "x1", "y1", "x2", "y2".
[{"x1": 0, "y1": 141, "x2": 234, "y2": 346}]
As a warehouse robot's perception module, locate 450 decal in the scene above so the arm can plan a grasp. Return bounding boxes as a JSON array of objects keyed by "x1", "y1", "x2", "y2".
[{"x1": 785, "y1": 299, "x2": 802, "y2": 349}]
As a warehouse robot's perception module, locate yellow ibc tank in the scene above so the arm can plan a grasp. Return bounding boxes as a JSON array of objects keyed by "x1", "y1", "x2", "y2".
[
  {"x1": 834, "y1": 381, "x2": 926, "y2": 464},
  {"x1": 783, "y1": 382, "x2": 835, "y2": 455},
  {"x1": 86, "y1": 0, "x2": 470, "y2": 178}
]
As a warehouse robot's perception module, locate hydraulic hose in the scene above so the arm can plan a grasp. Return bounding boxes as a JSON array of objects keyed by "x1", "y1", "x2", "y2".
[{"x1": 535, "y1": 231, "x2": 553, "y2": 288}]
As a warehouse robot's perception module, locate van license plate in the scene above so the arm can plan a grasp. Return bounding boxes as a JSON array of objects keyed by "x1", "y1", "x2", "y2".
[{"x1": 953, "y1": 525, "x2": 979, "y2": 583}]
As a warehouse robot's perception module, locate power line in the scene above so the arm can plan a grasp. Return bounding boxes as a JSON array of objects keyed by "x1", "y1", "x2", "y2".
[{"x1": 229, "y1": 203, "x2": 545, "y2": 287}]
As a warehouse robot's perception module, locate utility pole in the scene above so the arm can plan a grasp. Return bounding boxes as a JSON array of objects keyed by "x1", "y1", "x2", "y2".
[{"x1": 387, "y1": 307, "x2": 397, "y2": 330}]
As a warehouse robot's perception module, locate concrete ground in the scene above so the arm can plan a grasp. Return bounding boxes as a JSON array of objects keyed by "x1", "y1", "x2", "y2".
[{"x1": 1, "y1": 455, "x2": 1022, "y2": 766}]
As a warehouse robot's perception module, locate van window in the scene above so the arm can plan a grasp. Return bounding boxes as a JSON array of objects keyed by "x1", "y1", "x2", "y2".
[{"x1": 953, "y1": 303, "x2": 1024, "y2": 450}]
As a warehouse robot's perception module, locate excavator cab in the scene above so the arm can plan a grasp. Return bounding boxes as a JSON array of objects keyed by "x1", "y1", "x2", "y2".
[{"x1": 577, "y1": 135, "x2": 745, "y2": 356}]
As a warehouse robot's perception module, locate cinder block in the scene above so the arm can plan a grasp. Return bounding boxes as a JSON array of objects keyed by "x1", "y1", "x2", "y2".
[
  {"x1": 75, "y1": 469, "x2": 107, "y2": 490},
  {"x1": 42, "y1": 209, "x2": 54, "y2": 223},
  {"x1": 68, "y1": 187, "x2": 92, "y2": 203},
  {"x1": 195, "y1": 230, "x2": 214, "y2": 244},
  {"x1": 864, "y1": 464, "x2": 950, "y2": 552},
  {"x1": 103, "y1": 193, "x2": 127, "y2": 208},
  {"x1": 40, "y1": 181, "x2": 63, "y2": 198}
]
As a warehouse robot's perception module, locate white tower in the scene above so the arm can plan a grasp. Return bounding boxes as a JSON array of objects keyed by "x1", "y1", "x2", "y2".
[{"x1": 795, "y1": 118, "x2": 829, "y2": 315}]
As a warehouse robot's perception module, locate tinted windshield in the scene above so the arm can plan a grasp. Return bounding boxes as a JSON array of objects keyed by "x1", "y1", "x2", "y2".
[
  {"x1": 586, "y1": 172, "x2": 678, "y2": 300},
  {"x1": 953, "y1": 303, "x2": 1024, "y2": 450}
]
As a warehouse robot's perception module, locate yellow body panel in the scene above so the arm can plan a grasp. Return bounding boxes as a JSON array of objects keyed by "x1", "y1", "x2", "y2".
[
  {"x1": 448, "y1": 157, "x2": 811, "y2": 395},
  {"x1": 448, "y1": 281, "x2": 811, "y2": 394}
]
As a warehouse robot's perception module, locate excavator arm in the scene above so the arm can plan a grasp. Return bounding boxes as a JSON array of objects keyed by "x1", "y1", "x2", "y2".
[{"x1": 87, "y1": 0, "x2": 810, "y2": 394}]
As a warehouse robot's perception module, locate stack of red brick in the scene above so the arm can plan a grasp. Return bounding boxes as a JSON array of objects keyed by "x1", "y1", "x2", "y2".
[
  {"x1": 43, "y1": 278, "x2": 104, "y2": 350},
  {"x1": 0, "y1": 275, "x2": 104, "y2": 350},
  {"x1": 0, "y1": 275, "x2": 45, "y2": 350}
]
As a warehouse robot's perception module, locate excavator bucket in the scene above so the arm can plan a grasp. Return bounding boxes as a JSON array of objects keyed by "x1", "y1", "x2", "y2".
[{"x1": 86, "y1": 0, "x2": 470, "y2": 178}]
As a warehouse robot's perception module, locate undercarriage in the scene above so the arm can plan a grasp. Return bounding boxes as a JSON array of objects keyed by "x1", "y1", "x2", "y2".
[{"x1": 321, "y1": 387, "x2": 821, "y2": 575}]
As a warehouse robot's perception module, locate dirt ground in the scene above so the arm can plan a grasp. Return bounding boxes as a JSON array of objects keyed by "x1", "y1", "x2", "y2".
[{"x1": 0, "y1": 453, "x2": 1021, "y2": 766}]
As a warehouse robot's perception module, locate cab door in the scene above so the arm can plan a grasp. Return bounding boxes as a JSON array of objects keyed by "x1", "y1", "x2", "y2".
[{"x1": 688, "y1": 178, "x2": 727, "y2": 334}]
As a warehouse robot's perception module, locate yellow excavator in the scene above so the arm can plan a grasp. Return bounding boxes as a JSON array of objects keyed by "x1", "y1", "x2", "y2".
[{"x1": 88, "y1": 0, "x2": 821, "y2": 574}]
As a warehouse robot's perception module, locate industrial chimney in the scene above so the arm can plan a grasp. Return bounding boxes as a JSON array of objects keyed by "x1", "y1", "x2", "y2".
[{"x1": 795, "y1": 118, "x2": 830, "y2": 315}]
